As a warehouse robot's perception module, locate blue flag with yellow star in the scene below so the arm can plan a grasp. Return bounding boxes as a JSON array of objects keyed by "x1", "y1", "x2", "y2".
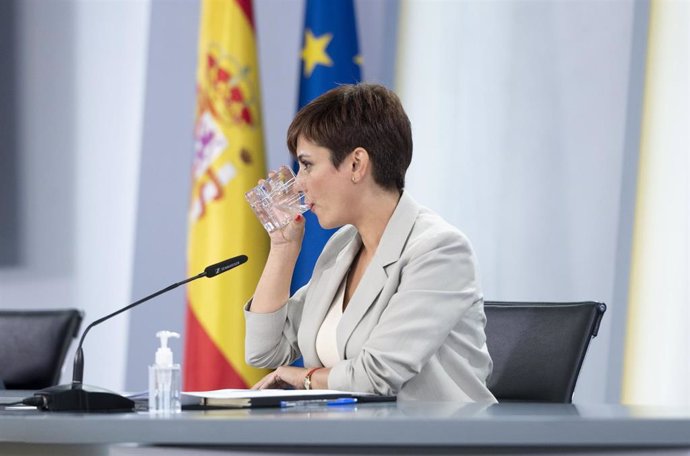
[{"x1": 291, "y1": 0, "x2": 362, "y2": 295}]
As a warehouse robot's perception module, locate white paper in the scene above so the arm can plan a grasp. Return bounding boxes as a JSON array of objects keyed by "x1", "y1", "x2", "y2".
[{"x1": 182, "y1": 389, "x2": 359, "y2": 399}]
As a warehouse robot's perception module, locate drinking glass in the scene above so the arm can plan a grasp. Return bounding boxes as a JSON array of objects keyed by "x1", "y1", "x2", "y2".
[{"x1": 245, "y1": 165, "x2": 309, "y2": 233}]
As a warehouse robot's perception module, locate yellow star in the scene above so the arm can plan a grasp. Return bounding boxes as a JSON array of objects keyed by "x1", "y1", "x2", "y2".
[
  {"x1": 353, "y1": 54, "x2": 363, "y2": 67},
  {"x1": 301, "y1": 29, "x2": 333, "y2": 78}
]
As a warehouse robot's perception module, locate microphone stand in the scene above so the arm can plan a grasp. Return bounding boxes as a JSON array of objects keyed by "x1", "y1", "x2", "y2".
[{"x1": 30, "y1": 255, "x2": 248, "y2": 412}]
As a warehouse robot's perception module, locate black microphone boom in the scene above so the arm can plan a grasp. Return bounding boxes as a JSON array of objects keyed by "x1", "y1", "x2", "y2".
[{"x1": 29, "y1": 255, "x2": 248, "y2": 413}]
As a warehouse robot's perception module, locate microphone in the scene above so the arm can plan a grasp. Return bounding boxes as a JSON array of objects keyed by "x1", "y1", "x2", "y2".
[
  {"x1": 29, "y1": 255, "x2": 248, "y2": 413},
  {"x1": 204, "y1": 255, "x2": 248, "y2": 278}
]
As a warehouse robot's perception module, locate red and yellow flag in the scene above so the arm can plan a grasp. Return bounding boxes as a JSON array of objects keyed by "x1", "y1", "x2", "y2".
[{"x1": 184, "y1": 0, "x2": 270, "y2": 391}]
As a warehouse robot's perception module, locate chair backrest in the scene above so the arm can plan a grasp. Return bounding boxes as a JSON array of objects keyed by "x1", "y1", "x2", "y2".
[
  {"x1": 484, "y1": 301, "x2": 606, "y2": 403},
  {"x1": 0, "y1": 309, "x2": 83, "y2": 389}
]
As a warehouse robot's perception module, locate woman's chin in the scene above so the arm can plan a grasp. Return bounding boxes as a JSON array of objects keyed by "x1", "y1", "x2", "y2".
[
  {"x1": 316, "y1": 218, "x2": 331, "y2": 229},
  {"x1": 311, "y1": 208, "x2": 341, "y2": 230},
  {"x1": 314, "y1": 214, "x2": 335, "y2": 230}
]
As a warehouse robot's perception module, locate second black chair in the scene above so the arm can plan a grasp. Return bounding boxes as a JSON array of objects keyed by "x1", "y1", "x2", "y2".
[
  {"x1": 0, "y1": 309, "x2": 83, "y2": 390},
  {"x1": 484, "y1": 300, "x2": 606, "y2": 403}
]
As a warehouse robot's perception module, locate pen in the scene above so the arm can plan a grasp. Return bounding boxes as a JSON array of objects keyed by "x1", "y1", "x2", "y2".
[{"x1": 279, "y1": 397, "x2": 358, "y2": 408}]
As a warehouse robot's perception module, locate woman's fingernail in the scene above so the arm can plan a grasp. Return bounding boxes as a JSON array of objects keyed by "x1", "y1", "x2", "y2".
[{"x1": 295, "y1": 214, "x2": 303, "y2": 222}]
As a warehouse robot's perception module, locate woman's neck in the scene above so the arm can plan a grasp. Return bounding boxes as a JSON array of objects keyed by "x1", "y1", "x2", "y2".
[{"x1": 353, "y1": 189, "x2": 401, "y2": 255}]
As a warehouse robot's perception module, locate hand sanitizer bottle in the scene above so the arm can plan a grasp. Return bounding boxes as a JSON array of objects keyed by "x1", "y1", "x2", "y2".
[{"x1": 148, "y1": 330, "x2": 181, "y2": 414}]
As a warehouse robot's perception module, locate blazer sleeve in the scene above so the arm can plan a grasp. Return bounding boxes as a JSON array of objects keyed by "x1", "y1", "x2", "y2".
[
  {"x1": 328, "y1": 230, "x2": 483, "y2": 395},
  {"x1": 243, "y1": 283, "x2": 308, "y2": 368},
  {"x1": 243, "y1": 226, "x2": 356, "y2": 369}
]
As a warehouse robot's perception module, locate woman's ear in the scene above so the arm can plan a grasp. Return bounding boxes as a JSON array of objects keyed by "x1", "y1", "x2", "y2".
[{"x1": 350, "y1": 147, "x2": 369, "y2": 183}]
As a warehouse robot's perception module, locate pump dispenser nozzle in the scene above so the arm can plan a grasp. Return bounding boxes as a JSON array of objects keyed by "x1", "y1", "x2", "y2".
[{"x1": 155, "y1": 331, "x2": 180, "y2": 367}]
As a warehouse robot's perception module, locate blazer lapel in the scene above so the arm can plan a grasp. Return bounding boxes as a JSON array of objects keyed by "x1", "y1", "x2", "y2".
[
  {"x1": 337, "y1": 192, "x2": 421, "y2": 358},
  {"x1": 299, "y1": 228, "x2": 361, "y2": 366}
]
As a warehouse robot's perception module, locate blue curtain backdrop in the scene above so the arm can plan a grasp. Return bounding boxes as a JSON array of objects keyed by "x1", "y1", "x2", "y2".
[{"x1": 291, "y1": 0, "x2": 362, "y2": 295}]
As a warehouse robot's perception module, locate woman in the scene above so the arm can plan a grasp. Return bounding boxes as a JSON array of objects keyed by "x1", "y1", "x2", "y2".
[{"x1": 245, "y1": 83, "x2": 495, "y2": 402}]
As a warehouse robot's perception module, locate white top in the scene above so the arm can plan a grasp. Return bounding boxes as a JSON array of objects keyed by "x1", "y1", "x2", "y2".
[{"x1": 315, "y1": 275, "x2": 346, "y2": 367}]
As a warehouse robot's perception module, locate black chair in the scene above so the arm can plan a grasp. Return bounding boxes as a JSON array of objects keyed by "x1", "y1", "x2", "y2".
[
  {"x1": 484, "y1": 301, "x2": 606, "y2": 403},
  {"x1": 0, "y1": 309, "x2": 83, "y2": 389}
]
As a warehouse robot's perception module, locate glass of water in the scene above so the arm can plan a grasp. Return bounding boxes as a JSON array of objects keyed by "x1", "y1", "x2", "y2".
[{"x1": 245, "y1": 165, "x2": 309, "y2": 233}]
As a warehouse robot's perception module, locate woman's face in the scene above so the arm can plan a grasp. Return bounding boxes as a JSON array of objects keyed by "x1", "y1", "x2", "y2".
[{"x1": 294, "y1": 136, "x2": 354, "y2": 229}]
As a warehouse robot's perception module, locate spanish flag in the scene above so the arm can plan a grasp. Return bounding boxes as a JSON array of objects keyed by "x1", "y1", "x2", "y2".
[{"x1": 184, "y1": 0, "x2": 270, "y2": 391}]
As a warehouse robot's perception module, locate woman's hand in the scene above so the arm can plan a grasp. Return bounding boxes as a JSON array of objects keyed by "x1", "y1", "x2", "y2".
[
  {"x1": 252, "y1": 366, "x2": 309, "y2": 390},
  {"x1": 268, "y1": 213, "x2": 306, "y2": 247}
]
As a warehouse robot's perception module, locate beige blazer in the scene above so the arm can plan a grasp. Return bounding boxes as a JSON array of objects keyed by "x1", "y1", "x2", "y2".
[{"x1": 244, "y1": 192, "x2": 496, "y2": 402}]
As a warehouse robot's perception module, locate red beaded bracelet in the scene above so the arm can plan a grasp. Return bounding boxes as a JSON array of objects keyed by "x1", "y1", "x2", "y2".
[{"x1": 303, "y1": 367, "x2": 321, "y2": 390}]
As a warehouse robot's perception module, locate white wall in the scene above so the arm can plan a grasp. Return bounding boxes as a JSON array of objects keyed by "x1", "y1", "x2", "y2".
[{"x1": 72, "y1": 0, "x2": 151, "y2": 390}]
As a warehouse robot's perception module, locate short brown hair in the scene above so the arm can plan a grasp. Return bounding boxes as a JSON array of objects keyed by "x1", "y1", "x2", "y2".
[{"x1": 287, "y1": 83, "x2": 412, "y2": 192}]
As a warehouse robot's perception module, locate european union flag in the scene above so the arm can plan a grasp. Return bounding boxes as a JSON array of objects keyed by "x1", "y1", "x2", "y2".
[{"x1": 291, "y1": 0, "x2": 362, "y2": 295}]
